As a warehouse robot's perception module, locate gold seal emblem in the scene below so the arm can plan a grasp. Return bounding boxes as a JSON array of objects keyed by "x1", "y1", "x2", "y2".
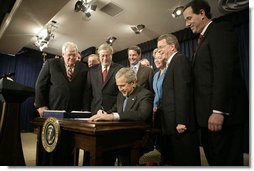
[{"x1": 41, "y1": 117, "x2": 60, "y2": 153}]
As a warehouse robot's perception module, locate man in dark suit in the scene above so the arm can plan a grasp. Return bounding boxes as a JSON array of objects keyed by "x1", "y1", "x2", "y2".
[
  {"x1": 89, "y1": 67, "x2": 153, "y2": 165},
  {"x1": 85, "y1": 43, "x2": 122, "y2": 114},
  {"x1": 89, "y1": 67, "x2": 153, "y2": 122},
  {"x1": 157, "y1": 34, "x2": 200, "y2": 166},
  {"x1": 128, "y1": 46, "x2": 154, "y2": 92},
  {"x1": 183, "y1": 0, "x2": 248, "y2": 166},
  {"x1": 35, "y1": 41, "x2": 88, "y2": 165},
  {"x1": 35, "y1": 41, "x2": 88, "y2": 116}
]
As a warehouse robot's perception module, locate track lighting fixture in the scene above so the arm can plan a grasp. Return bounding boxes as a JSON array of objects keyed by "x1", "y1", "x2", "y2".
[
  {"x1": 106, "y1": 36, "x2": 117, "y2": 45},
  {"x1": 130, "y1": 24, "x2": 145, "y2": 34},
  {"x1": 74, "y1": 0, "x2": 97, "y2": 18},
  {"x1": 172, "y1": 6, "x2": 184, "y2": 18},
  {"x1": 34, "y1": 21, "x2": 57, "y2": 51}
]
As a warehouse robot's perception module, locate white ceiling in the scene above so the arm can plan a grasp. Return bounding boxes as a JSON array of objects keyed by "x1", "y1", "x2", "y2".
[{"x1": 0, "y1": 0, "x2": 229, "y2": 56}]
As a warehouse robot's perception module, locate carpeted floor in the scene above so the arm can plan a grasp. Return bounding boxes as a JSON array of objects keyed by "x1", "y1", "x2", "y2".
[{"x1": 21, "y1": 132, "x2": 249, "y2": 166}]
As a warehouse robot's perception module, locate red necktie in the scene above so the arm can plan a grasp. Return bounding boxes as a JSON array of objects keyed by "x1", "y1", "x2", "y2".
[
  {"x1": 102, "y1": 66, "x2": 107, "y2": 82},
  {"x1": 198, "y1": 34, "x2": 203, "y2": 44},
  {"x1": 67, "y1": 65, "x2": 73, "y2": 81}
]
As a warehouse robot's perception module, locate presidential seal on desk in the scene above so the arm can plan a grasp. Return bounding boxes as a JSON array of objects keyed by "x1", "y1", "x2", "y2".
[{"x1": 41, "y1": 117, "x2": 60, "y2": 153}]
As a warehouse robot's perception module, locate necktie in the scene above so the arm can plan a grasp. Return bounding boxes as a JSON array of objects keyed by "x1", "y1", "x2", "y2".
[
  {"x1": 132, "y1": 66, "x2": 137, "y2": 74},
  {"x1": 122, "y1": 96, "x2": 128, "y2": 112},
  {"x1": 102, "y1": 66, "x2": 107, "y2": 82},
  {"x1": 198, "y1": 34, "x2": 203, "y2": 44},
  {"x1": 67, "y1": 65, "x2": 73, "y2": 81}
]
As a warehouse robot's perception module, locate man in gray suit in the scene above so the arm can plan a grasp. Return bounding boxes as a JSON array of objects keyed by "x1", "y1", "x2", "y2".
[
  {"x1": 85, "y1": 43, "x2": 122, "y2": 114},
  {"x1": 89, "y1": 67, "x2": 153, "y2": 122},
  {"x1": 128, "y1": 46, "x2": 154, "y2": 92}
]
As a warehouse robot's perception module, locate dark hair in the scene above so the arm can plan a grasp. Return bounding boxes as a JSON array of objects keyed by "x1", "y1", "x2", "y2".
[
  {"x1": 184, "y1": 0, "x2": 212, "y2": 19},
  {"x1": 128, "y1": 45, "x2": 142, "y2": 56}
]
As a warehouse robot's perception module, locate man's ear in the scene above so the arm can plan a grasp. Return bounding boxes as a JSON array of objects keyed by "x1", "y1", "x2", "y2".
[{"x1": 199, "y1": 9, "x2": 206, "y2": 18}]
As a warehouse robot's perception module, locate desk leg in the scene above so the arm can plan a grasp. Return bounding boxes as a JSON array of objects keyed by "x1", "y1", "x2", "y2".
[{"x1": 74, "y1": 148, "x2": 79, "y2": 166}]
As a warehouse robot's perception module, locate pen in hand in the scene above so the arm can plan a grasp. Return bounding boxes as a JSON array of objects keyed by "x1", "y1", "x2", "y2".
[{"x1": 101, "y1": 106, "x2": 105, "y2": 114}]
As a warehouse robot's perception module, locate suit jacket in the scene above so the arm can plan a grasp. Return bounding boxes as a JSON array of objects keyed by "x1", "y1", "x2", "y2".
[
  {"x1": 85, "y1": 62, "x2": 122, "y2": 114},
  {"x1": 35, "y1": 58, "x2": 88, "y2": 112},
  {"x1": 161, "y1": 53, "x2": 197, "y2": 135},
  {"x1": 193, "y1": 21, "x2": 248, "y2": 127},
  {"x1": 136, "y1": 64, "x2": 154, "y2": 92},
  {"x1": 109, "y1": 86, "x2": 153, "y2": 122}
]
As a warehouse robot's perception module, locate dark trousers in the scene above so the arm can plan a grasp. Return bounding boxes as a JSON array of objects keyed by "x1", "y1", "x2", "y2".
[
  {"x1": 161, "y1": 131, "x2": 201, "y2": 166},
  {"x1": 200, "y1": 124, "x2": 244, "y2": 166}
]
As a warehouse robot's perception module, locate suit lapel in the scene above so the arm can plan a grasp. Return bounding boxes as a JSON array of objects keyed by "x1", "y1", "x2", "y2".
[
  {"x1": 59, "y1": 59, "x2": 69, "y2": 81},
  {"x1": 96, "y1": 65, "x2": 104, "y2": 86},
  {"x1": 124, "y1": 88, "x2": 138, "y2": 112},
  {"x1": 71, "y1": 62, "x2": 80, "y2": 81},
  {"x1": 192, "y1": 22, "x2": 213, "y2": 66},
  {"x1": 102, "y1": 63, "x2": 114, "y2": 88}
]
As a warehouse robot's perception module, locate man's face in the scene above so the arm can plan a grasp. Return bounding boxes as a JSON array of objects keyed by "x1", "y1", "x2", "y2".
[
  {"x1": 88, "y1": 55, "x2": 100, "y2": 67},
  {"x1": 157, "y1": 39, "x2": 173, "y2": 61},
  {"x1": 128, "y1": 50, "x2": 140, "y2": 65},
  {"x1": 183, "y1": 6, "x2": 204, "y2": 34},
  {"x1": 63, "y1": 48, "x2": 77, "y2": 66},
  {"x1": 76, "y1": 53, "x2": 81, "y2": 61},
  {"x1": 116, "y1": 76, "x2": 135, "y2": 97},
  {"x1": 99, "y1": 49, "x2": 112, "y2": 67}
]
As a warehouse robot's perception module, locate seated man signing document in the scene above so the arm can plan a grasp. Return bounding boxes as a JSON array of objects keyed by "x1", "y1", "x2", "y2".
[{"x1": 89, "y1": 67, "x2": 153, "y2": 122}]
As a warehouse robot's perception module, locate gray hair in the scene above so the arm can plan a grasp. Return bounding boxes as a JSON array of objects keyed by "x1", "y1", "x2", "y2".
[
  {"x1": 62, "y1": 42, "x2": 78, "y2": 54},
  {"x1": 97, "y1": 43, "x2": 114, "y2": 54},
  {"x1": 115, "y1": 67, "x2": 137, "y2": 83},
  {"x1": 158, "y1": 34, "x2": 180, "y2": 50}
]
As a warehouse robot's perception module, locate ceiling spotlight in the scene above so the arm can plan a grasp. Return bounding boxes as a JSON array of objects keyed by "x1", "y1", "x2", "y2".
[
  {"x1": 106, "y1": 36, "x2": 117, "y2": 45},
  {"x1": 74, "y1": 0, "x2": 97, "y2": 18},
  {"x1": 172, "y1": 6, "x2": 184, "y2": 18},
  {"x1": 34, "y1": 21, "x2": 57, "y2": 51},
  {"x1": 130, "y1": 24, "x2": 145, "y2": 34},
  {"x1": 74, "y1": 1, "x2": 83, "y2": 12}
]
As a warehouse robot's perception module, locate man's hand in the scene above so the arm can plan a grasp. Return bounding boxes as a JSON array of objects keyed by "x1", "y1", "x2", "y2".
[
  {"x1": 208, "y1": 113, "x2": 224, "y2": 132},
  {"x1": 88, "y1": 110, "x2": 114, "y2": 121},
  {"x1": 176, "y1": 124, "x2": 187, "y2": 133},
  {"x1": 37, "y1": 106, "x2": 49, "y2": 117}
]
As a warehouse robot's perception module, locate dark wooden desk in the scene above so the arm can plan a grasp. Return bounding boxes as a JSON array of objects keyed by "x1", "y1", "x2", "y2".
[{"x1": 33, "y1": 118, "x2": 148, "y2": 166}]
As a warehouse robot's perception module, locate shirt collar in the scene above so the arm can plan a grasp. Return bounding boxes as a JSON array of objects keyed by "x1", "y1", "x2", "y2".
[
  {"x1": 201, "y1": 20, "x2": 213, "y2": 36},
  {"x1": 167, "y1": 51, "x2": 177, "y2": 66}
]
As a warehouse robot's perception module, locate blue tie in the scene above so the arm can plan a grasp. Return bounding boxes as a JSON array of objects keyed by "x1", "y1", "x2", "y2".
[{"x1": 122, "y1": 96, "x2": 128, "y2": 112}]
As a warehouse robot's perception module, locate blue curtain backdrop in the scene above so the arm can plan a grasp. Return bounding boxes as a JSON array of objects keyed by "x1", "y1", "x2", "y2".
[{"x1": 0, "y1": 49, "x2": 55, "y2": 131}]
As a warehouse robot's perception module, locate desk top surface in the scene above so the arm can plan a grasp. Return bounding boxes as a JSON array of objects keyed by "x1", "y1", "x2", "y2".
[{"x1": 32, "y1": 117, "x2": 149, "y2": 135}]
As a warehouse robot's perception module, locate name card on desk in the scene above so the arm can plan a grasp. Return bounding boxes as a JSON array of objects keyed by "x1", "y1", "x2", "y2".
[{"x1": 43, "y1": 110, "x2": 92, "y2": 119}]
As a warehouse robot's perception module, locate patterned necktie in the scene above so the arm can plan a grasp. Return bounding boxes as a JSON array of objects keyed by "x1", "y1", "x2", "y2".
[
  {"x1": 198, "y1": 34, "x2": 203, "y2": 44},
  {"x1": 132, "y1": 66, "x2": 137, "y2": 74},
  {"x1": 122, "y1": 96, "x2": 128, "y2": 112},
  {"x1": 102, "y1": 66, "x2": 107, "y2": 82},
  {"x1": 67, "y1": 65, "x2": 73, "y2": 81}
]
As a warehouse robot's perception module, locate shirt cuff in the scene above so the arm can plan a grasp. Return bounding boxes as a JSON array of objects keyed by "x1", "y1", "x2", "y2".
[
  {"x1": 113, "y1": 112, "x2": 120, "y2": 120},
  {"x1": 213, "y1": 110, "x2": 230, "y2": 116}
]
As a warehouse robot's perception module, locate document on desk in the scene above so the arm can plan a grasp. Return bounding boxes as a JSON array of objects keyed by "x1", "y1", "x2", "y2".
[{"x1": 42, "y1": 110, "x2": 91, "y2": 119}]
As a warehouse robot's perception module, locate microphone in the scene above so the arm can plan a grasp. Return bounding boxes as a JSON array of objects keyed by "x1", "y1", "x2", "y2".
[{"x1": 0, "y1": 72, "x2": 15, "y2": 79}]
